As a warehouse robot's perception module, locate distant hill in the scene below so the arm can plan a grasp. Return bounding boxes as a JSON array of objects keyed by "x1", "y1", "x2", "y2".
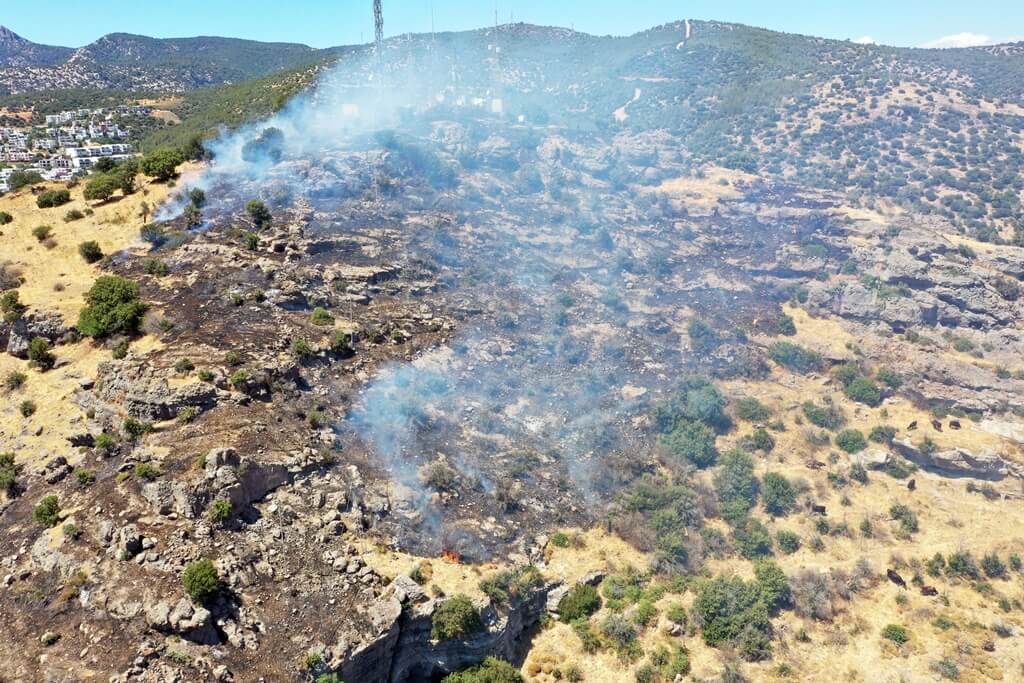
[
  {"x1": 0, "y1": 26, "x2": 345, "y2": 94},
  {"x1": 0, "y1": 25, "x2": 71, "y2": 67}
]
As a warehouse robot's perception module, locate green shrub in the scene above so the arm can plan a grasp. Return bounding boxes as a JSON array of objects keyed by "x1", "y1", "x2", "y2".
[
  {"x1": 1, "y1": 290, "x2": 26, "y2": 322},
  {"x1": 140, "y1": 148, "x2": 184, "y2": 181},
  {"x1": 94, "y1": 433, "x2": 116, "y2": 452},
  {"x1": 881, "y1": 624, "x2": 910, "y2": 645},
  {"x1": 33, "y1": 495, "x2": 61, "y2": 527},
  {"x1": 0, "y1": 211, "x2": 12, "y2": 224},
  {"x1": 776, "y1": 530, "x2": 801, "y2": 554},
  {"x1": 754, "y1": 559, "x2": 791, "y2": 611},
  {"x1": 432, "y1": 594, "x2": 482, "y2": 640},
  {"x1": 243, "y1": 232, "x2": 259, "y2": 250},
  {"x1": 0, "y1": 453, "x2": 18, "y2": 493},
  {"x1": 714, "y1": 449, "x2": 759, "y2": 512},
  {"x1": 687, "y1": 319, "x2": 719, "y2": 353},
  {"x1": 478, "y1": 565, "x2": 542, "y2": 606},
  {"x1": 208, "y1": 499, "x2": 232, "y2": 524},
  {"x1": 246, "y1": 199, "x2": 272, "y2": 230},
  {"x1": 869, "y1": 425, "x2": 897, "y2": 444},
  {"x1": 36, "y1": 189, "x2": 71, "y2": 209},
  {"x1": 732, "y1": 518, "x2": 774, "y2": 559},
  {"x1": 768, "y1": 342, "x2": 823, "y2": 373},
  {"x1": 558, "y1": 583, "x2": 602, "y2": 622},
  {"x1": 134, "y1": 462, "x2": 162, "y2": 481},
  {"x1": 224, "y1": 350, "x2": 242, "y2": 366},
  {"x1": 78, "y1": 241, "x2": 103, "y2": 263},
  {"x1": 75, "y1": 469, "x2": 96, "y2": 487},
  {"x1": 762, "y1": 472, "x2": 797, "y2": 515},
  {"x1": 889, "y1": 504, "x2": 918, "y2": 535},
  {"x1": 845, "y1": 377, "x2": 882, "y2": 406},
  {"x1": 77, "y1": 276, "x2": 148, "y2": 338},
  {"x1": 666, "y1": 603, "x2": 687, "y2": 625},
  {"x1": 311, "y1": 307, "x2": 334, "y2": 326},
  {"x1": 229, "y1": 369, "x2": 250, "y2": 387},
  {"x1": 694, "y1": 574, "x2": 772, "y2": 657},
  {"x1": 442, "y1": 657, "x2": 523, "y2": 683},
  {"x1": 802, "y1": 401, "x2": 845, "y2": 430},
  {"x1": 740, "y1": 428, "x2": 775, "y2": 453},
  {"x1": 981, "y1": 552, "x2": 1007, "y2": 579},
  {"x1": 291, "y1": 338, "x2": 313, "y2": 360},
  {"x1": 735, "y1": 397, "x2": 771, "y2": 422},
  {"x1": 123, "y1": 418, "x2": 152, "y2": 441},
  {"x1": 835, "y1": 429, "x2": 867, "y2": 453},
  {"x1": 4, "y1": 370, "x2": 26, "y2": 391},
  {"x1": 19, "y1": 400, "x2": 36, "y2": 417},
  {"x1": 182, "y1": 558, "x2": 219, "y2": 602},
  {"x1": 661, "y1": 419, "x2": 718, "y2": 468},
  {"x1": 600, "y1": 614, "x2": 641, "y2": 660},
  {"x1": 28, "y1": 337, "x2": 56, "y2": 370},
  {"x1": 144, "y1": 258, "x2": 169, "y2": 276},
  {"x1": 550, "y1": 532, "x2": 570, "y2": 548},
  {"x1": 64, "y1": 208, "x2": 85, "y2": 222},
  {"x1": 876, "y1": 368, "x2": 903, "y2": 389},
  {"x1": 32, "y1": 224, "x2": 53, "y2": 242}
]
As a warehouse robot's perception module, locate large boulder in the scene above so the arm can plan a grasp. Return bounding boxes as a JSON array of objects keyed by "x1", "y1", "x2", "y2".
[{"x1": 7, "y1": 310, "x2": 70, "y2": 358}]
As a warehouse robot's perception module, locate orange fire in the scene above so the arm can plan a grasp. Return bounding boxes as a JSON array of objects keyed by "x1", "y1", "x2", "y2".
[{"x1": 441, "y1": 548, "x2": 461, "y2": 564}]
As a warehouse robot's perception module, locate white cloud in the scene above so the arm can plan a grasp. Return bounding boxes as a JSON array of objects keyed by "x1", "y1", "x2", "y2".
[
  {"x1": 922, "y1": 32, "x2": 994, "y2": 49},
  {"x1": 852, "y1": 35, "x2": 876, "y2": 45}
]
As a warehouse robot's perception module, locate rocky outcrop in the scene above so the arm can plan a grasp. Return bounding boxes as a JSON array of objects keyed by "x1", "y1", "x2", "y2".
[
  {"x1": 892, "y1": 438, "x2": 1021, "y2": 480},
  {"x1": 141, "y1": 448, "x2": 290, "y2": 518},
  {"x1": 92, "y1": 359, "x2": 219, "y2": 421},
  {"x1": 337, "y1": 575, "x2": 559, "y2": 682},
  {"x1": 6, "y1": 309, "x2": 71, "y2": 358},
  {"x1": 145, "y1": 597, "x2": 220, "y2": 645}
]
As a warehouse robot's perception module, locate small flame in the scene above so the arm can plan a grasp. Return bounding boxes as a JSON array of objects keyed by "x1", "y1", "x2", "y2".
[{"x1": 441, "y1": 548, "x2": 461, "y2": 563}]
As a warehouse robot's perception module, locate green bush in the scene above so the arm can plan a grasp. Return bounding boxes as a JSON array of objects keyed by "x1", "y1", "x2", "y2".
[
  {"x1": 246, "y1": 199, "x2": 272, "y2": 230},
  {"x1": 687, "y1": 319, "x2": 720, "y2": 353},
  {"x1": 1, "y1": 290, "x2": 26, "y2": 322},
  {"x1": 291, "y1": 338, "x2": 313, "y2": 360},
  {"x1": 78, "y1": 240, "x2": 104, "y2": 263},
  {"x1": 754, "y1": 559, "x2": 791, "y2": 611},
  {"x1": 732, "y1": 518, "x2": 774, "y2": 559},
  {"x1": 890, "y1": 504, "x2": 919, "y2": 535},
  {"x1": 876, "y1": 368, "x2": 903, "y2": 389},
  {"x1": 802, "y1": 401, "x2": 845, "y2": 430},
  {"x1": 311, "y1": 307, "x2": 334, "y2": 326},
  {"x1": 144, "y1": 258, "x2": 169, "y2": 276},
  {"x1": 881, "y1": 623, "x2": 910, "y2": 645},
  {"x1": 432, "y1": 594, "x2": 482, "y2": 640},
  {"x1": 34, "y1": 495, "x2": 61, "y2": 527},
  {"x1": 77, "y1": 276, "x2": 148, "y2": 338},
  {"x1": 19, "y1": 400, "x2": 36, "y2": 417},
  {"x1": 662, "y1": 419, "x2": 718, "y2": 468},
  {"x1": 845, "y1": 377, "x2": 882, "y2": 406},
  {"x1": 768, "y1": 342, "x2": 823, "y2": 373},
  {"x1": 4, "y1": 370, "x2": 26, "y2": 391},
  {"x1": 835, "y1": 429, "x2": 867, "y2": 453},
  {"x1": 557, "y1": 583, "x2": 602, "y2": 622},
  {"x1": 714, "y1": 449, "x2": 759, "y2": 512},
  {"x1": 123, "y1": 417, "x2": 152, "y2": 441},
  {"x1": 776, "y1": 530, "x2": 801, "y2": 554},
  {"x1": 75, "y1": 468, "x2": 96, "y2": 487},
  {"x1": 735, "y1": 397, "x2": 771, "y2": 422},
  {"x1": 981, "y1": 552, "x2": 1007, "y2": 579},
  {"x1": 208, "y1": 499, "x2": 232, "y2": 524},
  {"x1": 478, "y1": 566, "x2": 542, "y2": 606},
  {"x1": 36, "y1": 189, "x2": 71, "y2": 209},
  {"x1": 694, "y1": 574, "x2": 772, "y2": 657},
  {"x1": 442, "y1": 657, "x2": 523, "y2": 683},
  {"x1": 140, "y1": 148, "x2": 185, "y2": 181},
  {"x1": 94, "y1": 433, "x2": 116, "y2": 452},
  {"x1": 869, "y1": 425, "x2": 897, "y2": 444},
  {"x1": 182, "y1": 558, "x2": 219, "y2": 602},
  {"x1": 28, "y1": 337, "x2": 56, "y2": 370},
  {"x1": 762, "y1": 472, "x2": 797, "y2": 515},
  {"x1": 32, "y1": 224, "x2": 53, "y2": 242},
  {"x1": 64, "y1": 209, "x2": 85, "y2": 222},
  {"x1": 0, "y1": 211, "x2": 12, "y2": 224},
  {"x1": 84, "y1": 173, "x2": 120, "y2": 202},
  {"x1": 134, "y1": 462, "x2": 162, "y2": 481},
  {"x1": 0, "y1": 453, "x2": 18, "y2": 493}
]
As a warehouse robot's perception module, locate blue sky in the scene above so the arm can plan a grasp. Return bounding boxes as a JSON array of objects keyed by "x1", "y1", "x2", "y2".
[{"x1": 3, "y1": 0, "x2": 1022, "y2": 49}]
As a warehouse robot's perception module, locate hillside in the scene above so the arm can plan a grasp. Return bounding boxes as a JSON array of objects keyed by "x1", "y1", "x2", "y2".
[
  {"x1": 0, "y1": 25, "x2": 349, "y2": 93},
  {"x1": 3, "y1": 15, "x2": 1024, "y2": 683}
]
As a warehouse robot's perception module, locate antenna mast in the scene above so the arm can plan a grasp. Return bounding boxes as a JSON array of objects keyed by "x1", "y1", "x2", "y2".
[{"x1": 374, "y1": 0, "x2": 384, "y2": 66}]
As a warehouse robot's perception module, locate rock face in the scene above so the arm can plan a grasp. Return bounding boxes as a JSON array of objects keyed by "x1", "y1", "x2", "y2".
[
  {"x1": 145, "y1": 598, "x2": 220, "y2": 644},
  {"x1": 141, "y1": 448, "x2": 290, "y2": 518},
  {"x1": 6, "y1": 310, "x2": 70, "y2": 358},
  {"x1": 892, "y1": 439, "x2": 1020, "y2": 480},
  {"x1": 338, "y1": 577, "x2": 558, "y2": 682},
  {"x1": 92, "y1": 359, "x2": 219, "y2": 421}
]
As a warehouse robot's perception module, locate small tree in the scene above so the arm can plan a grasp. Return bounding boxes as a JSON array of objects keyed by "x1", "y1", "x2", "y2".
[
  {"x1": 32, "y1": 224, "x2": 53, "y2": 242},
  {"x1": 33, "y1": 495, "x2": 61, "y2": 527},
  {"x1": 182, "y1": 558, "x2": 219, "y2": 602},
  {"x1": 28, "y1": 337, "x2": 55, "y2": 370},
  {"x1": 557, "y1": 583, "x2": 602, "y2": 622},
  {"x1": 246, "y1": 200, "x2": 272, "y2": 230},
  {"x1": 36, "y1": 189, "x2": 71, "y2": 208},
  {"x1": 431, "y1": 594, "x2": 482, "y2": 640},
  {"x1": 835, "y1": 429, "x2": 867, "y2": 454},
  {"x1": 83, "y1": 174, "x2": 120, "y2": 202},
  {"x1": 1, "y1": 290, "x2": 27, "y2": 322},
  {"x1": 762, "y1": 472, "x2": 796, "y2": 516},
  {"x1": 78, "y1": 240, "x2": 103, "y2": 263},
  {"x1": 77, "y1": 276, "x2": 148, "y2": 338},
  {"x1": 140, "y1": 148, "x2": 185, "y2": 181},
  {"x1": 183, "y1": 203, "x2": 203, "y2": 228}
]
